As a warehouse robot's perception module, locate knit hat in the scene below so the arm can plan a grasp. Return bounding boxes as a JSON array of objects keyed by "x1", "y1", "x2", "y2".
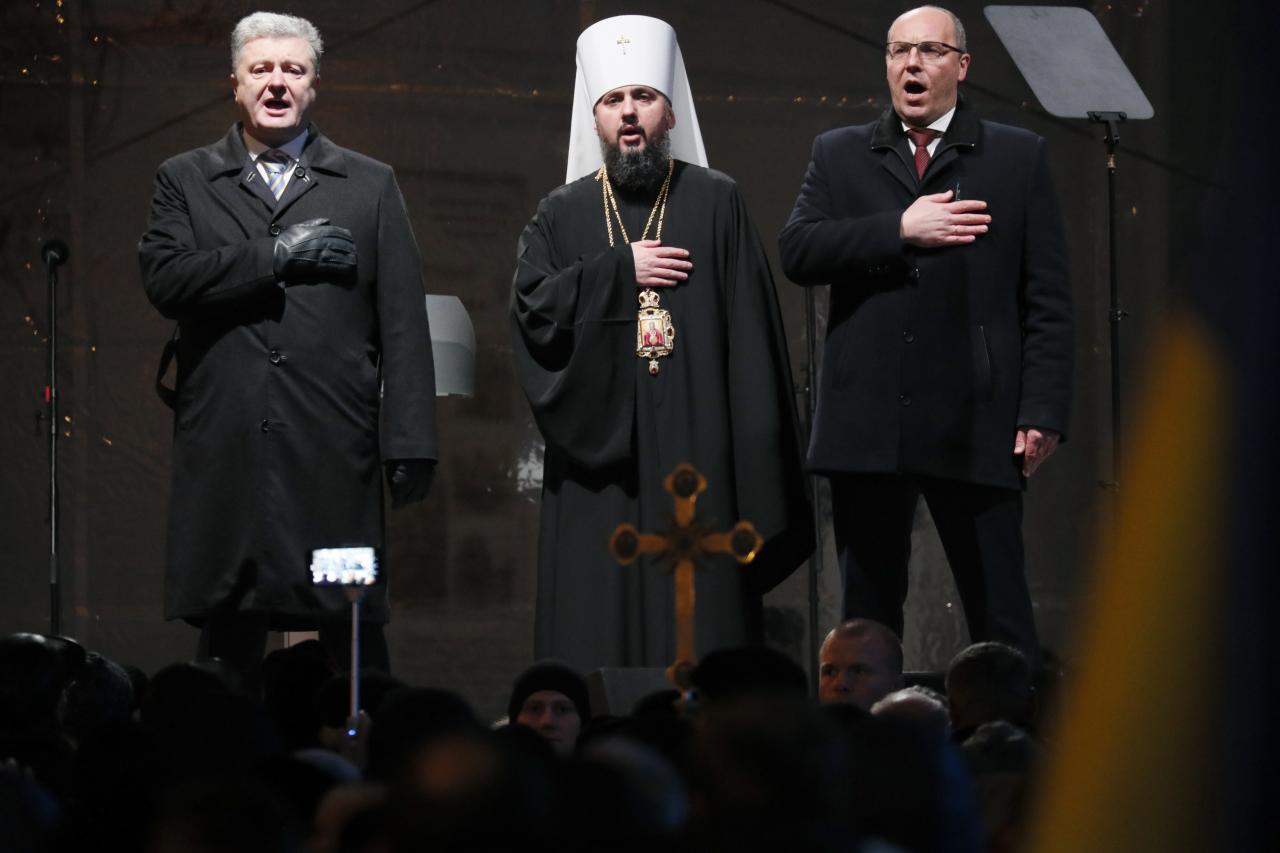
[{"x1": 507, "y1": 661, "x2": 591, "y2": 722}]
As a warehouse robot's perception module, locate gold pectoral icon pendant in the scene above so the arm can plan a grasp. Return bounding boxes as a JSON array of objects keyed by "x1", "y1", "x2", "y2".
[{"x1": 637, "y1": 288, "x2": 675, "y2": 375}]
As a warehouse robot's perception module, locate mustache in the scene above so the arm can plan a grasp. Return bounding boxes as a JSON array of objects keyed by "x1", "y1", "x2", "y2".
[{"x1": 617, "y1": 124, "x2": 646, "y2": 143}]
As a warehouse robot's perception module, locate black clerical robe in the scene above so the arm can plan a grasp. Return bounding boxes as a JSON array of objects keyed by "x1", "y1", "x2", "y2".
[{"x1": 511, "y1": 161, "x2": 814, "y2": 672}]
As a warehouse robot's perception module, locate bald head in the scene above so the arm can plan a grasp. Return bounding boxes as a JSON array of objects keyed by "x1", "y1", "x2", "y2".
[
  {"x1": 885, "y1": 5, "x2": 970, "y2": 129},
  {"x1": 817, "y1": 619, "x2": 904, "y2": 709},
  {"x1": 871, "y1": 686, "x2": 951, "y2": 740}
]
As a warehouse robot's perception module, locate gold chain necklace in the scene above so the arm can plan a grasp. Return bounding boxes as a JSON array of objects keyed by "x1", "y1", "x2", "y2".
[
  {"x1": 595, "y1": 158, "x2": 677, "y2": 375},
  {"x1": 598, "y1": 158, "x2": 673, "y2": 247}
]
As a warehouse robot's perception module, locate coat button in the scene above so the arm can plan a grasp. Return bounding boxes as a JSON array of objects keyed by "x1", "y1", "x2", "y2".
[
  {"x1": 902, "y1": 331, "x2": 915, "y2": 343},
  {"x1": 294, "y1": 167, "x2": 306, "y2": 178},
  {"x1": 269, "y1": 348, "x2": 282, "y2": 365},
  {"x1": 909, "y1": 268, "x2": 920, "y2": 282},
  {"x1": 899, "y1": 394, "x2": 912, "y2": 406},
  {"x1": 269, "y1": 224, "x2": 281, "y2": 237},
  {"x1": 260, "y1": 419, "x2": 271, "y2": 432}
]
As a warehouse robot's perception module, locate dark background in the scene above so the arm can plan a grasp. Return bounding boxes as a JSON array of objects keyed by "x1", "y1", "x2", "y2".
[{"x1": 0, "y1": 0, "x2": 1216, "y2": 719}]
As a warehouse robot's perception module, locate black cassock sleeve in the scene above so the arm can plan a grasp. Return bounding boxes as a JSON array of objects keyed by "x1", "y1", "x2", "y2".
[
  {"x1": 722, "y1": 186, "x2": 816, "y2": 591},
  {"x1": 510, "y1": 194, "x2": 640, "y2": 470}
]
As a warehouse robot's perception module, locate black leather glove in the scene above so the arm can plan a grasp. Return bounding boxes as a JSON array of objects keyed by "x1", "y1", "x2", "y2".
[
  {"x1": 273, "y1": 218, "x2": 357, "y2": 284},
  {"x1": 386, "y1": 458, "x2": 436, "y2": 509}
]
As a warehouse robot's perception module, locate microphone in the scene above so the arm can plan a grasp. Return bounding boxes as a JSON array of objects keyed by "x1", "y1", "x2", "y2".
[{"x1": 42, "y1": 240, "x2": 70, "y2": 269}]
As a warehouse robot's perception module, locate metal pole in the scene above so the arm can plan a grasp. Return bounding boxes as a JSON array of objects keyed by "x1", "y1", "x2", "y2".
[
  {"x1": 1106, "y1": 141, "x2": 1123, "y2": 490},
  {"x1": 47, "y1": 260, "x2": 59, "y2": 635},
  {"x1": 348, "y1": 594, "x2": 361, "y2": 737},
  {"x1": 803, "y1": 284, "x2": 823, "y2": 690},
  {"x1": 1088, "y1": 111, "x2": 1127, "y2": 498}
]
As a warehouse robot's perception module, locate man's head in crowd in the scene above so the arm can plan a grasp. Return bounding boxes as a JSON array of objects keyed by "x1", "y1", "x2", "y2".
[
  {"x1": 945, "y1": 641, "x2": 1033, "y2": 735},
  {"x1": 690, "y1": 645, "x2": 809, "y2": 705},
  {"x1": 507, "y1": 661, "x2": 590, "y2": 757},
  {"x1": 960, "y1": 721, "x2": 1042, "y2": 852},
  {"x1": 871, "y1": 684, "x2": 951, "y2": 739},
  {"x1": 818, "y1": 619, "x2": 904, "y2": 709}
]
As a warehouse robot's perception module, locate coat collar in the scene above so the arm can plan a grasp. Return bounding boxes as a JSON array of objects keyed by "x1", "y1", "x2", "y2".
[
  {"x1": 870, "y1": 94, "x2": 980, "y2": 193},
  {"x1": 198, "y1": 123, "x2": 350, "y2": 223},
  {"x1": 870, "y1": 93, "x2": 980, "y2": 151},
  {"x1": 201, "y1": 123, "x2": 348, "y2": 180}
]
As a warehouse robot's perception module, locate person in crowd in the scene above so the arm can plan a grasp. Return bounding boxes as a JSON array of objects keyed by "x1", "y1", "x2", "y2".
[
  {"x1": 946, "y1": 641, "x2": 1034, "y2": 740},
  {"x1": 871, "y1": 684, "x2": 951, "y2": 739},
  {"x1": 363, "y1": 685, "x2": 479, "y2": 781},
  {"x1": 508, "y1": 661, "x2": 591, "y2": 757},
  {"x1": 960, "y1": 720, "x2": 1042, "y2": 853},
  {"x1": 690, "y1": 644, "x2": 810, "y2": 706},
  {"x1": 818, "y1": 618, "x2": 905, "y2": 710}
]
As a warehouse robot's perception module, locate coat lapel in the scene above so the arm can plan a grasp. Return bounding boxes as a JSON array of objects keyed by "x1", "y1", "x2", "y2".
[
  {"x1": 871, "y1": 97, "x2": 982, "y2": 195},
  {"x1": 201, "y1": 124, "x2": 351, "y2": 224},
  {"x1": 241, "y1": 164, "x2": 278, "y2": 209},
  {"x1": 271, "y1": 126, "x2": 348, "y2": 222},
  {"x1": 201, "y1": 126, "x2": 272, "y2": 231},
  {"x1": 870, "y1": 109, "x2": 918, "y2": 196},
  {"x1": 922, "y1": 100, "x2": 979, "y2": 189}
]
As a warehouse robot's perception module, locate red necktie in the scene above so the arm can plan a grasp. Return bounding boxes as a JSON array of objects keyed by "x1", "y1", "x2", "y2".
[{"x1": 907, "y1": 128, "x2": 940, "y2": 180}]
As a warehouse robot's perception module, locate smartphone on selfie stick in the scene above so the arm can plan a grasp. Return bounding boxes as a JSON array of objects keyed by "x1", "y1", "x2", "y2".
[{"x1": 310, "y1": 546, "x2": 379, "y2": 740}]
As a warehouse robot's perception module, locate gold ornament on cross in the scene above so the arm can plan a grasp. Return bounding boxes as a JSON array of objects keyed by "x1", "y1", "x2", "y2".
[{"x1": 608, "y1": 463, "x2": 763, "y2": 689}]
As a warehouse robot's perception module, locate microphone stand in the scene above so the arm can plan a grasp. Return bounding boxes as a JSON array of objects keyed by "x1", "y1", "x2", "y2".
[
  {"x1": 43, "y1": 240, "x2": 70, "y2": 635},
  {"x1": 802, "y1": 285, "x2": 824, "y2": 689},
  {"x1": 1088, "y1": 111, "x2": 1127, "y2": 497}
]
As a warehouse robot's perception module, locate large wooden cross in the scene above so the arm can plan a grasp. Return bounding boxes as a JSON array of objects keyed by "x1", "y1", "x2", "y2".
[{"x1": 609, "y1": 463, "x2": 763, "y2": 689}]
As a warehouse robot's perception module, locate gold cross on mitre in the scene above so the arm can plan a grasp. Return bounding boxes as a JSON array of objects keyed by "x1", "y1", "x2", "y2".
[
  {"x1": 609, "y1": 463, "x2": 763, "y2": 689},
  {"x1": 616, "y1": 34, "x2": 631, "y2": 54}
]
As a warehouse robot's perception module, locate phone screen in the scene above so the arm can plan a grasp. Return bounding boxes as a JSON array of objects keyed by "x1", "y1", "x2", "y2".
[{"x1": 310, "y1": 547, "x2": 379, "y2": 586}]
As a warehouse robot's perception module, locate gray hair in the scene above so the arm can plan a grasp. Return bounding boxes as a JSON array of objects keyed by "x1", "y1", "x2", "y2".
[
  {"x1": 231, "y1": 12, "x2": 324, "y2": 75},
  {"x1": 889, "y1": 5, "x2": 967, "y2": 52}
]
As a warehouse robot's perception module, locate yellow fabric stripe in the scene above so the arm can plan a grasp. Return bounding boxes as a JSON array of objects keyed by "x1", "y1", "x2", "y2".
[{"x1": 1031, "y1": 315, "x2": 1228, "y2": 852}]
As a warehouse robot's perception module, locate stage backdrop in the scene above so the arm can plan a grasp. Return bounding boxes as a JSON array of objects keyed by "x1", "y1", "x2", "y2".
[{"x1": 0, "y1": 0, "x2": 1203, "y2": 718}]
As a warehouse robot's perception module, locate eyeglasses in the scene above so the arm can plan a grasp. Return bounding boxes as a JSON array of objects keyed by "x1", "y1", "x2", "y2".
[{"x1": 885, "y1": 41, "x2": 964, "y2": 62}]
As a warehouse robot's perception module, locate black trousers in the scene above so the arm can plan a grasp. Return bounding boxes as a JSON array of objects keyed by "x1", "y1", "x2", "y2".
[
  {"x1": 829, "y1": 473, "x2": 1039, "y2": 664},
  {"x1": 197, "y1": 611, "x2": 391, "y2": 690}
]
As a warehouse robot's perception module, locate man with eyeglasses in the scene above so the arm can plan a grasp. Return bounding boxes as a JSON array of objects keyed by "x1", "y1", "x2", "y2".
[{"x1": 779, "y1": 5, "x2": 1073, "y2": 668}]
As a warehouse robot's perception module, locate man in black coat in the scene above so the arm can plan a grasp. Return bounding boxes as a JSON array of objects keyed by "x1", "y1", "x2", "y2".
[
  {"x1": 779, "y1": 6, "x2": 1073, "y2": 663},
  {"x1": 138, "y1": 12, "x2": 437, "y2": 681}
]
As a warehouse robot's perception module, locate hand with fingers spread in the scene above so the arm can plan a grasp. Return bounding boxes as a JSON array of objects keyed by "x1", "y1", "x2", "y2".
[
  {"x1": 900, "y1": 190, "x2": 991, "y2": 248},
  {"x1": 631, "y1": 239, "x2": 692, "y2": 287},
  {"x1": 1013, "y1": 427, "x2": 1060, "y2": 478}
]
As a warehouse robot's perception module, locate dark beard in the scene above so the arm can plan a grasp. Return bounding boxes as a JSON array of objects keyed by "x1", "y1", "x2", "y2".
[{"x1": 602, "y1": 134, "x2": 672, "y2": 193}]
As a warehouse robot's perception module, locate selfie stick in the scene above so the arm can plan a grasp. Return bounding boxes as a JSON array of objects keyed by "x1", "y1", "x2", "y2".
[{"x1": 344, "y1": 586, "x2": 365, "y2": 738}]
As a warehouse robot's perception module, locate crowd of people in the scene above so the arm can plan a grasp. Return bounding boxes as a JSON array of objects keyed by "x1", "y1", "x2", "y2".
[{"x1": 1, "y1": 623, "x2": 1055, "y2": 853}]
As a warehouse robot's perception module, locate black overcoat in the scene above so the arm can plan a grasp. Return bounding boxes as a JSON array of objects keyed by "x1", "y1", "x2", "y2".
[
  {"x1": 779, "y1": 103, "x2": 1073, "y2": 489},
  {"x1": 139, "y1": 125, "x2": 437, "y2": 627}
]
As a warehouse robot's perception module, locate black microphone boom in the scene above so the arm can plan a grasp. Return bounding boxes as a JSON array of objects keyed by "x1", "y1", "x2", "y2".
[{"x1": 42, "y1": 240, "x2": 70, "y2": 269}]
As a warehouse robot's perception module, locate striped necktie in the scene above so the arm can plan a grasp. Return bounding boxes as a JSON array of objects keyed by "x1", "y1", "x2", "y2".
[{"x1": 258, "y1": 149, "x2": 292, "y2": 199}]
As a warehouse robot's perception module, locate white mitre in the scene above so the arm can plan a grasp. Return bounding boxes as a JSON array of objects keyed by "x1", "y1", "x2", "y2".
[{"x1": 565, "y1": 14, "x2": 708, "y2": 183}]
